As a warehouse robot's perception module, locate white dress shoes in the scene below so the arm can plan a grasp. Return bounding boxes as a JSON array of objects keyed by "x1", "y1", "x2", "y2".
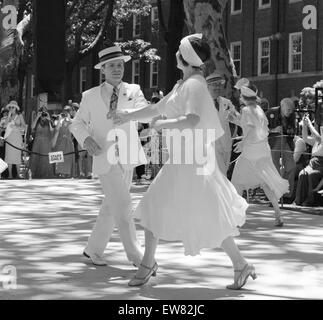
[{"x1": 83, "y1": 251, "x2": 107, "y2": 266}]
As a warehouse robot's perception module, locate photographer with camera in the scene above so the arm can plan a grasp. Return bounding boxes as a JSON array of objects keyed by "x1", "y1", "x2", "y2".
[
  {"x1": 29, "y1": 107, "x2": 55, "y2": 179},
  {"x1": 52, "y1": 106, "x2": 75, "y2": 178}
]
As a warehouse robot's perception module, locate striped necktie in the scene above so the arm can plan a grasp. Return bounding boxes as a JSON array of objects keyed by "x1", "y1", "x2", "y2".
[
  {"x1": 107, "y1": 86, "x2": 118, "y2": 119},
  {"x1": 108, "y1": 86, "x2": 120, "y2": 157}
]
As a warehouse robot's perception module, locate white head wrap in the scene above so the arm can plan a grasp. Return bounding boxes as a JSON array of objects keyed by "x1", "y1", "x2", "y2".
[{"x1": 179, "y1": 33, "x2": 204, "y2": 67}]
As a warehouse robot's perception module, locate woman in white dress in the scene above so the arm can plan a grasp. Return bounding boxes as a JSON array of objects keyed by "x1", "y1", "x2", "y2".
[
  {"x1": 4, "y1": 101, "x2": 26, "y2": 179},
  {"x1": 229, "y1": 84, "x2": 289, "y2": 227},
  {"x1": 114, "y1": 34, "x2": 256, "y2": 290}
]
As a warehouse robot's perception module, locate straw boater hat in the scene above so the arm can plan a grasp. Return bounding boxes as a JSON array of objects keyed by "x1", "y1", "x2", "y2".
[
  {"x1": 94, "y1": 46, "x2": 131, "y2": 69},
  {"x1": 5, "y1": 100, "x2": 20, "y2": 111}
]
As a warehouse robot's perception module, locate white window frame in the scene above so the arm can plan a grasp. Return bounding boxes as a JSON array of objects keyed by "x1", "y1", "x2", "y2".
[
  {"x1": 133, "y1": 15, "x2": 141, "y2": 37},
  {"x1": 151, "y1": 6, "x2": 159, "y2": 31},
  {"x1": 289, "y1": 32, "x2": 302, "y2": 73},
  {"x1": 230, "y1": 41, "x2": 242, "y2": 77},
  {"x1": 116, "y1": 23, "x2": 124, "y2": 41},
  {"x1": 258, "y1": 37, "x2": 271, "y2": 76},
  {"x1": 231, "y1": 0, "x2": 242, "y2": 15},
  {"x1": 259, "y1": 0, "x2": 271, "y2": 9},
  {"x1": 80, "y1": 66, "x2": 87, "y2": 93},
  {"x1": 150, "y1": 62, "x2": 158, "y2": 88},
  {"x1": 132, "y1": 60, "x2": 140, "y2": 84}
]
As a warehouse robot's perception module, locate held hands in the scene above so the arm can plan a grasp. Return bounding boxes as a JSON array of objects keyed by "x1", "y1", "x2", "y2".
[
  {"x1": 151, "y1": 115, "x2": 167, "y2": 131},
  {"x1": 83, "y1": 136, "x2": 102, "y2": 156}
]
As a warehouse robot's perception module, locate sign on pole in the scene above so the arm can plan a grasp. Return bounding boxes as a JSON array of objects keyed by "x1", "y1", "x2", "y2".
[{"x1": 48, "y1": 151, "x2": 64, "y2": 164}]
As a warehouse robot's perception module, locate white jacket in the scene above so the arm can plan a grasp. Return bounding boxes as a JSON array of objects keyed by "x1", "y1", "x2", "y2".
[{"x1": 70, "y1": 82, "x2": 148, "y2": 175}]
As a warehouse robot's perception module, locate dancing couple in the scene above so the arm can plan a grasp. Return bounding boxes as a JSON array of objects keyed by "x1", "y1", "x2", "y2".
[{"x1": 72, "y1": 35, "x2": 256, "y2": 290}]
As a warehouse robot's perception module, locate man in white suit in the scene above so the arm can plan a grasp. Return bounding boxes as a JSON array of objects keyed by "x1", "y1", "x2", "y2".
[
  {"x1": 70, "y1": 46, "x2": 148, "y2": 266},
  {"x1": 206, "y1": 72, "x2": 235, "y2": 175}
]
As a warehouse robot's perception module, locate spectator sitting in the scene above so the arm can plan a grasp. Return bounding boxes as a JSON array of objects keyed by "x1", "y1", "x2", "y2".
[
  {"x1": 287, "y1": 133, "x2": 311, "y2": 202},
  {"x1": 295, "y1": 116, "x2": 323, "y2": 206}
]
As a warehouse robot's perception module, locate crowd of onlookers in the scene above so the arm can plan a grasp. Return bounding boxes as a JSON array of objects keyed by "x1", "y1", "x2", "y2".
[
  {"x1": 265, "y1": 97, "x2": 323, "y2": 207},
  {"x1": 205, "y1": 74, "x2": 323, "y2": 208},
  {"x1": 0, "y1": 101, "x2": 92, "y2": 180},
  {"x1": 1, "y1": 83, "x2": 322, "y2": 207}
]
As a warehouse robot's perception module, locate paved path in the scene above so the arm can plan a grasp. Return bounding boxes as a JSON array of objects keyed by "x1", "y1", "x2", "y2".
[{"x1": 0, "y1": 179, "x2": 322, "y2": 300}]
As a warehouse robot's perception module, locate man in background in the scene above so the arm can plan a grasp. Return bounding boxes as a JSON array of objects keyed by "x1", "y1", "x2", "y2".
[{"x1": 266, "y1": 98, "x2": 297, "y2": 202}]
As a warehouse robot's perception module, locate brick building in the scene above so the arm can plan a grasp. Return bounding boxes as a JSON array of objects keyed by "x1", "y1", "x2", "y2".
[
  {"x1": 23, "y1": 0, "x2": 323, "y2": 111},
  {"x1": 69, "y1": 0, "x2": 168, "y2": 104},
  {"x1": 224, "y1": 0, "x2": 323, "y2": 107}
]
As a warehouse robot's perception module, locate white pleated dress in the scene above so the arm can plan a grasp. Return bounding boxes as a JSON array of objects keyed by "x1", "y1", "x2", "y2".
[
  {"x1": 231, "y1": 105, "x2": 289, "y2": 200},
  {"x1": 134, "y1": 75, "x2": 248, "y2": 256}
]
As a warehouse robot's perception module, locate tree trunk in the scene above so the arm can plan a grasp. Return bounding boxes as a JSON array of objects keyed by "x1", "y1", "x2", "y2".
[
  {"x1": 164, "y1": 0, "x2": 185, "y2": 93},
  {"x1": 183, "y1": 0, "x2": 235, "y2": 99},
  {"x1": 63, "y1": 63, "x2": 74, "y2": 104}
]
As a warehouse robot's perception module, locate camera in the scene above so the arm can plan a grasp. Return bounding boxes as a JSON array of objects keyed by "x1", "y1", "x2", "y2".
[{"x1": 41, "y1": 111, "x2": 48, "y2": 117}]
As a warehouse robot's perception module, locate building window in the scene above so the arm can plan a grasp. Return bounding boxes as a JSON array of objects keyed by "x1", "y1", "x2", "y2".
[
  {"x1": 133, "y1": 15, "x2": 141, "y2": 37},
  {"x1": 116, "y1": 24, "x2": 124, "y2": 41},
  {"x1": 259, "y1": 0, "x2": 271, "y2": 9},
  {"x1": 31, "y1": 74, "x2": 35, "y2": 97},
  {"x1": 230, "y1": 42, "x2": 241, "y2": 77},
  {"x1": 151, "y1": 6, "x2": 159, "y2": 32},
  {"x1": 289, "y1": 32, "x2": 302, "y2": 73},
  {"x1": 132, "y1": 60, "x2": 140, "y2": 84},
  {"x1": 150, "y1": 62, "x2": 158, "y2": 88},
  {"x1": 80, "y1": 67, "x2": 87, "y2": 92},
  {"x1": 231, "y1": 0, "x2": 242, "y2": 14},
  {"x1": 258, "y1": 37, "x2": 270, "y2": 75}
]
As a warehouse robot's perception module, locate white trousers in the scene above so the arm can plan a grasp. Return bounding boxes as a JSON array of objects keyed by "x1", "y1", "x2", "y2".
[{"x1": 85, "y1": 165, "x2": 143, "y2": 264}]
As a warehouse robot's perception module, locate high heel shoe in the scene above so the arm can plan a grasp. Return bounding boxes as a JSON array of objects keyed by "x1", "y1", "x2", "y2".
[
  {"x1": 226, "y1": 264, "x2": 257, "y2": 290},
  {"x1": 128, "y1": 262, "x2": 158, "y2": 287},
  {"x1": 274, "y1": 218, "x2": 284, "y2": 227}
]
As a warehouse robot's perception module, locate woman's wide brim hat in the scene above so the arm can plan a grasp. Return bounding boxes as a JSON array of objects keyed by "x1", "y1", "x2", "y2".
[
  {"x1": 5, "y1": 100, "x2": 20, "y2": 111},
  {"x1": 240, "y1": 85, "x2": 261, "y2": 103},
  {"x1": 94, "y1": 46, "x2": 131, "y2": 69}
]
